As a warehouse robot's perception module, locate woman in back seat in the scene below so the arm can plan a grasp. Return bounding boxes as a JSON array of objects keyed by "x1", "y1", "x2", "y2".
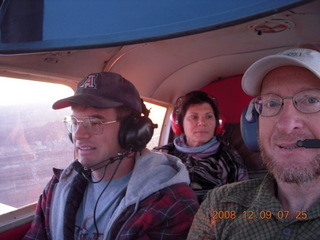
[{"x1": 156, "y1": 91, "x2": 248, "y2": 203}]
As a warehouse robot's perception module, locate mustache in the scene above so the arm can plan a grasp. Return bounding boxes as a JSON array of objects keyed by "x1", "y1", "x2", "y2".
[{"x1": 270, "y1": 132, "x2": 312, "y2": 144}]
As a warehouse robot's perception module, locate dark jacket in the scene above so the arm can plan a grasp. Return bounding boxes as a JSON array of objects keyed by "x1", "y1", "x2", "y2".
[{"x1": 23, "y1": 149, "x2": 199, "y2": 240}]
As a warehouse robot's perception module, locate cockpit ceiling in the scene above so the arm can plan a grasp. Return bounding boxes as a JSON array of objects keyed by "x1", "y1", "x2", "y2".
[
  {"x1": 0, "y1": 0, "x2": 312, "y2": 53},
  {"x1": 0, "y1": 0, "x2": 318, "y2": 104}
]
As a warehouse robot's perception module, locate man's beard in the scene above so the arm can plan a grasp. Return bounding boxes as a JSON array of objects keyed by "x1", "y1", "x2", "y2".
[{"x1": 260, "y1": 144, "x2": 320, "y2": 185}]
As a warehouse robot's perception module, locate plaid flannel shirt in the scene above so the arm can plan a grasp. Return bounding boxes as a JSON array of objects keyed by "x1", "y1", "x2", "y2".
[
  {"x1": 23, "y1": 168, "x2": 199, "y2": 240},
  {"x1": 187, "y1": 174, "x2": 320, "y2": 240}
]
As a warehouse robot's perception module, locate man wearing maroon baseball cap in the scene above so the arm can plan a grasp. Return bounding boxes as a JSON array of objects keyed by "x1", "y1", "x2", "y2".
[
  {"x1": 24, "y1": 72, "x2": 199, "y2": 240},
  {"x1": 53, "y1": 72, "x2": 142, "y2": 113}
]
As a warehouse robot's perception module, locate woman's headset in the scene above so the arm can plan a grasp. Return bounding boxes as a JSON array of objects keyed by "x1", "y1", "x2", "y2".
[
  {"x1": 170, "y1": 92, "x2": 226, "y2": 136},
  {"x1": 170, "y1": 111, "x2": 226, "y2": 136}
]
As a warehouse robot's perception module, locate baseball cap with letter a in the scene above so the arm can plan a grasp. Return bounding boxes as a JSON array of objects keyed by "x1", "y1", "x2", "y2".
[{"x1": 52, "y1": 72, "x2": 142, "y2": 113}]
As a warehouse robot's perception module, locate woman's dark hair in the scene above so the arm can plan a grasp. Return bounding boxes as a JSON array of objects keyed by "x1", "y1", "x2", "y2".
[{"x1": 175, "y1": 91, "x2": 220, "y2": 132}]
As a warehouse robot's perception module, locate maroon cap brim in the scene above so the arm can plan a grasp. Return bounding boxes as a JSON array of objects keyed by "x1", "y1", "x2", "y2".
[{"x1": 52, "y1": 94, "x2": 124, "y2": 110}]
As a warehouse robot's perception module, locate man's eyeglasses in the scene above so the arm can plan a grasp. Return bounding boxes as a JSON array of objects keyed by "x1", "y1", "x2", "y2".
[
  {"x1": 63, "y1": 116, "x2": 118, "y2": 135},
  {"x1": 254, "y1": 89, "x2": 320, "y2": 117}
]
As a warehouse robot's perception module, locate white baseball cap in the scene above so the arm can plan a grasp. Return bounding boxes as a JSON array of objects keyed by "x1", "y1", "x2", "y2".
[{"x1": 242, "y1": 48, "x2": 320, "y2": 96}]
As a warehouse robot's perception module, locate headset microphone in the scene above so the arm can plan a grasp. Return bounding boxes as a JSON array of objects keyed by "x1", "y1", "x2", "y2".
[
  {"x1": 297, "y1": 139, "x2": 320, "y2": 148},
  {"x1": 73, "y1": 161, "x2": 92, "y2": 181},
  {"x1": 72, "y1": 152, "x2": 131, "y2": 183},
  {"x1": 72, "y1": 153, "x2": 129, "y2": 236}
]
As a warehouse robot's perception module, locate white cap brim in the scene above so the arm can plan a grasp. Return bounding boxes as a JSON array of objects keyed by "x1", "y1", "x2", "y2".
[{"x1": 242, "y1": 48, "x2": 320, "y2": 96}]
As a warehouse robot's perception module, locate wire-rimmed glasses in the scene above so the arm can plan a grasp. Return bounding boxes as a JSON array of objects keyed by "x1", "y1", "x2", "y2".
[
  {"x1": 63, "y1": 116, "x2": 118, "y2": 135},
  {"x1": 254, "y1": 89, "x2": 320, "y2": 117}
]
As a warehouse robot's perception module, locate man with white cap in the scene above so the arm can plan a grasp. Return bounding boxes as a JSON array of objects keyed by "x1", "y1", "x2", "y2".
[
  {"x1": 23, "y1": 72, "x2": 199, "y2": 240},
  {"x1": 187, "y1": 48, "x2": 320, "y2": 240}
]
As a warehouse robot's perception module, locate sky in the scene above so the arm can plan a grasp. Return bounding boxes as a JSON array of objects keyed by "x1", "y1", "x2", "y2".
[
  {"x1": 0, "y1": 76, "x2": 167, "y2": 150},
  {"x1": 0, "y1": 77, "x2": 74, "y2": 106}
]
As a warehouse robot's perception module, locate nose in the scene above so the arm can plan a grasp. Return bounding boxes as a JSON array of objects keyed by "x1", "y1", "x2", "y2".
[
  {"x1": 73, "y1": 122, "x2": 91, "y2": 140},
  {"x1": 275, "y1": 99, "x2": 303, "y2": 133},
  {"x1": 197, "y1": 116, "x2": 206, "y2": 125}
]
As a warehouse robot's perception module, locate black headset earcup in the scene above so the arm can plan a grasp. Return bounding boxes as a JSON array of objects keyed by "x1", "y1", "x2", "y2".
[
  {"x1": 240, "y1": 102, "x2": 259, "y2": 152},
  {"x1": 119, "y1": 115, "x2": 156, "y2": 152},
  {"x1": 68, "y1": 132, "x2": 73, "y2": 143}
]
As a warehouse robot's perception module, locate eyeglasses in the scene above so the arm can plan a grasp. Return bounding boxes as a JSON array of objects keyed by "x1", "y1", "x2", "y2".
[
  {"x1": 254, "y1": 89, "x2": 320, "y2": 117},
  {"x1": 63, "y1": 116, "x2": 118, "y2": 135}
]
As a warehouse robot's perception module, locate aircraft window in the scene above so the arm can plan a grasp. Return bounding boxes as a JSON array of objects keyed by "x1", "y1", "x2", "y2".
[
  {"x1": 0, "y1": 77, "x2": 74, "y2": 215},
  {"x1": 144, "y1": 102, "x2": 166, "y2": 149},
  {"x1": 0, "y1": 78, "x2": 166, "y2": 215}
]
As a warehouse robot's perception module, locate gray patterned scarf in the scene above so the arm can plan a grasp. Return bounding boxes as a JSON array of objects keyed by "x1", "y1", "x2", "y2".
[{"x1": 173, "y1": 134, "x2": 221, "y2": 158}]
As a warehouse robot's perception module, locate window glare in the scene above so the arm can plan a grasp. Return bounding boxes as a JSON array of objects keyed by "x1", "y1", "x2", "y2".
[
  {"x1": 0, "y1": 77, "x2": 74, "y2": 213},
  {"x1": 144, "y1": 102, "x2": 166, "y2": 149},
  {"x1": 0, "y1": 77, "x2": 167, "y2": 214},
  {"x1": 0, "y1": 77, "x2": 74, "y2": 106}
]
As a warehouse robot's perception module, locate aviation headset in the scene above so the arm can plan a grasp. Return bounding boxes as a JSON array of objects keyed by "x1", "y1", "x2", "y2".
[
  {"x1": 170, "y1": 91, "x2": 225, "y2": 136},
  {"x1": 240, "y1": 98, "x2": 260, "y2": 152},
  {"x1": 69, "y1": 100, "x2": 158, "y2": 152},
  {"x1": 118, "y1": 101, "x2": 158, "y2": 152}
]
